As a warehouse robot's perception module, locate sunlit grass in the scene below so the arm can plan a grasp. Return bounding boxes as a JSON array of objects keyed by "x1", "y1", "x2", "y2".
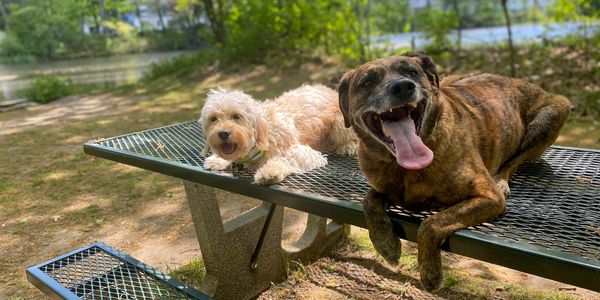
[{"x1": 168, "y1": 259, "x2": 206, "y2": 290}]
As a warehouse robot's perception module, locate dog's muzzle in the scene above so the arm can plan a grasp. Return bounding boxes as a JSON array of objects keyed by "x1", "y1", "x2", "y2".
[{"x1": 361, "y1": 80, "x2": 434, "y2": 170}]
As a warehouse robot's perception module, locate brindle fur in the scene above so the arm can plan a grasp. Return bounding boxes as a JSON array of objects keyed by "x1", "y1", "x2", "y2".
[{"x1": 338, "y1": 53, "x2": 571, "y2": 290}]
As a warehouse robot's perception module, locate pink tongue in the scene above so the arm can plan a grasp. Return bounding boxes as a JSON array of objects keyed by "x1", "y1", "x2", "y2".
[
  {"x1": 382, "y1": 119, "x2": 434, "y2": 170},
  {"x1": 221, "y1": 143, "x2": 235, "y2": 154}
]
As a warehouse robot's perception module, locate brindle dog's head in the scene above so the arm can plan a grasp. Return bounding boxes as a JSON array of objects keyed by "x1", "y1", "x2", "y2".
[{"x1": 338, "y1": 53, "x2": 440, "y2": 169}]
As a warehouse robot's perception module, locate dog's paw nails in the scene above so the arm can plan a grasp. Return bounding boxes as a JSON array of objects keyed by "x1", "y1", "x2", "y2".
[
  {"x1": 203, "y1": 156, "x2": 231, "y2": 171},
  {"x1": 254, "y1": 171, "x2": 285, "y2": 185},
  {"x1": 369, "y1": 230, "x2": 401, "y2": 265}
]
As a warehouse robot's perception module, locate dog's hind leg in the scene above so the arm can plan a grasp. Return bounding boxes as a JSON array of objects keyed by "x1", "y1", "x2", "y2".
[
  {"x1": 329, "y1": 118, "x2": 358, "y2": 156},
  {"x1": 254, "y1": 156, "x2": 297, "y2": 184},
  {"x1": 288, "y1": 144, "x2": 328, "y2": 172},
  {"x1": 363, "y1": 189, "x2": 402, "y2": 265},
  {"x1": 496, "y1": 93, "x2": 570, "y2": 182},
  {"x1": 254, "y1": 145, "x2": 327, "y2": 184}
]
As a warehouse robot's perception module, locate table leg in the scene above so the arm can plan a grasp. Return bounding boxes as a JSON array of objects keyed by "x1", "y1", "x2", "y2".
[{"x1": 183, "y1": 181, "x2": 286, "y2": 300}]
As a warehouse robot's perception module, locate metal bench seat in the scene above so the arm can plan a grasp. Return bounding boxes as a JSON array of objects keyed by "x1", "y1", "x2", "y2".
[
  {"x1": 82, "y1": 121, "x2": 599, "y2": 293},
  {"x1": 27, "y1": 242, "x2": 210, "y2": 299}
]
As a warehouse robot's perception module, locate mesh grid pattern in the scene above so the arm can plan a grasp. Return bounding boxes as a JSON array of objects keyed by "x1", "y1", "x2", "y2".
[
  {"x1": 39, "y1": 245, "x2": 195, "y2": 299},
  {"x1": 92, "y1": 121, "x2": 600, "y2": 260}
]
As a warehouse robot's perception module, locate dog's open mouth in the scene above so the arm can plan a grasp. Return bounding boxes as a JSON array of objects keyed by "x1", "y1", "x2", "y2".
[
  {"x1": 363, "y1": 101, "x2": 434, "y2": 170},
  {"x1": 220, "y1": 142, "x2": 236, "y2": 155}
]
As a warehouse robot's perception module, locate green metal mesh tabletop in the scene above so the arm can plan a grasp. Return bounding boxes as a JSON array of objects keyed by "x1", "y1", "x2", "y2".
[{"x1": 84, "y1": 121, "x2": 600, "y2": 291}]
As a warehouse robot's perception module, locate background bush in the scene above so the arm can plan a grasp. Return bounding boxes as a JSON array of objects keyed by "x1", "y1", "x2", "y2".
[{"x1": 24, "y1": 75, "x2": 73, "y2": 103}]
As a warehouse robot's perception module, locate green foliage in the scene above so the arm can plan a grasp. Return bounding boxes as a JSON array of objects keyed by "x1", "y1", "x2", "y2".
[
  {"x1": 415, "y1": 7, "x2": 459, "y2": 53},
  {"x1": 0, "y1": 0, "x2": 205, "y2": 59},
  {"x1": 549, "y1": 0, "x2": 599, "y2": 23},
  {"x1": 431, "y1": 31, "x2": 600, "y2": 119},
  {"x1": 24, "y1": 75, "x2": 73, "y2": 103},
  {"x1": 146, "y1": 26, "x2": 210, "y2": 51},
  {"x1": 370, "y1": 0, "x2": 411, "y2": 34},
  {"x1": 4, "y1": 1, "x2": 86, "y2": 58},
  {"x1": 142, "y1": 49, "x2": 218, "y2": 82},
  {"x1": 222, "y1": 0, "x2": 367, "y2": 65},
  {"x1": 102, "y1": 20, "x2": 145, "y2": 54}
]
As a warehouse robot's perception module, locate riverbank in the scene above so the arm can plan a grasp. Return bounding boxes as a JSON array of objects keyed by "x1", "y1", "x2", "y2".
[{"x1": 0, "y1": 51, "x2": 192, "y2": 102}]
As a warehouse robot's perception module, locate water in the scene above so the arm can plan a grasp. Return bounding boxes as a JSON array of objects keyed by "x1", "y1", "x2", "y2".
[
  {"x1": 1, "y1": 22, "x2": 595, "y2": 102},
  {"x1": 0, "y1": 51, "x2": 191, "y2": 101},
  {"x1": 376, "y1": 22, "x2": 598, "y2": 50}
]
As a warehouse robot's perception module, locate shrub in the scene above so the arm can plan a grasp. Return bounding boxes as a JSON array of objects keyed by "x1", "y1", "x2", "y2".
[
  {"x1": 142, "y1": 49, "x2": 218, "y2": 82},
  {"x1": 24, "y1": 75, "x2": 73, "y2": 103}
]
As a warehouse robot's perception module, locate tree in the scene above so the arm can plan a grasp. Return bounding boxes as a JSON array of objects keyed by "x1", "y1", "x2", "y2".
[
  {"x1": 201, "y1": 0, "x2": 227, "y2": 47},
  {"x1": 134, "y1": 0, "x2": 144, "y2": 35},
  {"x1": 501, "y1": 0, "x2": 516, "y2": 77},
  {"x1": 0, "y1": 0, "x2": 9, "y2": 31},
  {"x1": 415, "y1": 6, "x2": 459, "y2": 53},
  {"x1": 451, "y1": 0, "x2": 462, "y2": 51}
]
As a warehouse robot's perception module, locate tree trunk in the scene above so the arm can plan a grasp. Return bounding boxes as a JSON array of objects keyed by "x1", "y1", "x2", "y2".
[
  {"x1": 501, "y1": 0, "x2": 516, "y2": 77},
  {"x1": 364, "y1": 0, "x2": 371, "y2": 61},
  {"x1": 135, "y1": 0, "x2": 144, "y2": 35},
  {"x1": 0, "y1": 0, "x2": 9, "y2": 31},
  {"x1": 452, "y1": 0, "x2": 462, "y2": 52},
  {"x1": 155, "y1": 0, "x2": 166, "y2": 30},
  {"x1": 202, "y1": 0, "x2": 226, "y2": 47},
  {"x1": 93, "y1": 13, "x2": 100, "y2": 34},
  {"x1": 98, "y1": 0, "x2": 106, "y2": 35}
]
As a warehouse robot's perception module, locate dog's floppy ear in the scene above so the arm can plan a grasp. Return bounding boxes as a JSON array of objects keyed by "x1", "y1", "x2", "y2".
[
  {"x1": 255, "y1": 116, "x2": 269, "y2": 150},
  {"x1": 338, "y1": 70, "x2": 355, "y2": 128},
  {"x1": 403, "y1": 52, "x2": 439, "y2": 91}
]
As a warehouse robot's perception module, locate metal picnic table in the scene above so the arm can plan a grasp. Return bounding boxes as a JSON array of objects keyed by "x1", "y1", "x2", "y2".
[{"x1": 82, "y1": 120, "x2": 600, "y2": 298}]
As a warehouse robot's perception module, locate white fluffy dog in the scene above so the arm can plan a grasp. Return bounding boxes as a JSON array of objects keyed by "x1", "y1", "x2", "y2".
[{"x1": 199, "y1": 84, "x2": 357, "y2": 184}]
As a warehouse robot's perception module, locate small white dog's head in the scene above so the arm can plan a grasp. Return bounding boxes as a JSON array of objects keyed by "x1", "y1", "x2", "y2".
[{"x1": 200, "y1": 88, "x2": 269, "y2": 161}]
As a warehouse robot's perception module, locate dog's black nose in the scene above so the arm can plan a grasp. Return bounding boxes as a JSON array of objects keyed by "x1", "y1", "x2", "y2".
[
  {"x1": 218, "y1": 131, "x2": 230, "y2": 141},
  {"x1": 388, "y1": 79, "x2": 416, "y2": 99}
]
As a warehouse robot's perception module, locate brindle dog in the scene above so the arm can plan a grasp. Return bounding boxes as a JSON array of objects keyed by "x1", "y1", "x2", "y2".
[{"x1": 338, "y1": 53, "x2": 571, "y2": 290}]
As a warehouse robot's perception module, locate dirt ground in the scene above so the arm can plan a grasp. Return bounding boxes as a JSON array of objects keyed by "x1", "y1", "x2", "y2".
[{"x1": 1, "y1": 64, "x2": 599, "y2": 299}]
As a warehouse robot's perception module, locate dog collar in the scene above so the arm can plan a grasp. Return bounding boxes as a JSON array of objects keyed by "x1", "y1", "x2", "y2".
[{"x1": 234, "y1": 147, "x2": 265, "y2": 166}]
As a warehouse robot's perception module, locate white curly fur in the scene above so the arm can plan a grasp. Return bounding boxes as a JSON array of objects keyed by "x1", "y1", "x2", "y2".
[{"x1": 200, "y1": 84, "x2": 357, "y2": 184}]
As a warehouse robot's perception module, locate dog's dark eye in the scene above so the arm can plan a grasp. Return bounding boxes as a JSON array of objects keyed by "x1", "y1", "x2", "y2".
[
  {"x1": 210, "y1": 116, "x2": 217, "y2": 123},
  {"x1": 360, "y1": 76, "x2": 377, "y2": 89},
  {"x1": 232, "y1": 114, "x2": 241, "y2": 120},
  {"x1": 406, "y1": 68, "x2": 419, "y2": 77}
]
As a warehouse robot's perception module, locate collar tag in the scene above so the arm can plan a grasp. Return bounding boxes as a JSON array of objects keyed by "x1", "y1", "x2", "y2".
[{"x1": 234, "y1": 147, "x2": 265, "y2": 167}]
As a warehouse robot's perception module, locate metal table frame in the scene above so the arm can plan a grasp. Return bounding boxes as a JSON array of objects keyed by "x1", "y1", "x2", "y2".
[{"x1": 83, "y1": 121, "x2": 600, "y2": 293}]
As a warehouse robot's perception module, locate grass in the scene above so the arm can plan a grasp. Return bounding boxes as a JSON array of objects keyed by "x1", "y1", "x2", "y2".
[{"x1": 168, "y1": 259, "x2": 206, "y2": 290}]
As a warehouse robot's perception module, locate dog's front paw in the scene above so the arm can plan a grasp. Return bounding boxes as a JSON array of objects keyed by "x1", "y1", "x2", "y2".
[
  {"x1": 369, "y1": 224, "x2": 402, "y2": 265},
  {"x1": 417, "y1": 218, "x2": 443, "y2": 291},
  {"x1": 254, "y1": 168, "x2": 285, "y2": 185},
  {"x1": 363, "y1": 190, "x2": 401, "y2": 265},
  {"x1": 203, "y1": 155, "x2": 231, "y2": 171}
]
